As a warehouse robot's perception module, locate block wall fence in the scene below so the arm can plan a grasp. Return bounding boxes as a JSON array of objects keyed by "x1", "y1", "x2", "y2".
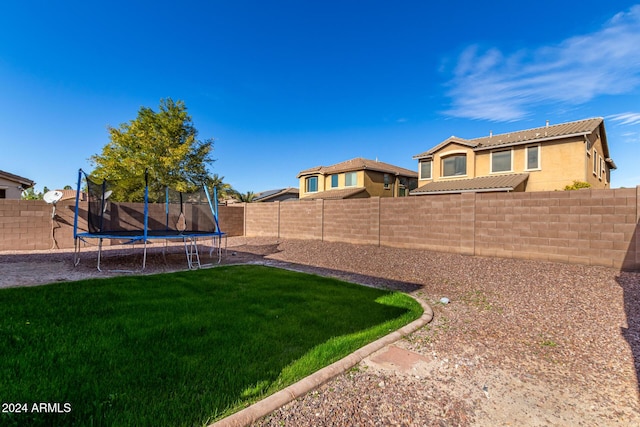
[
  {"x1": 0, "y1": 201, "x2": 245, "y2": 252},
  {"x1": 1, "y1": 188, "x2": 639, "y2": 270},
  {"x1": 244, "y1": 187, "x2": 640, "y2": 271}
]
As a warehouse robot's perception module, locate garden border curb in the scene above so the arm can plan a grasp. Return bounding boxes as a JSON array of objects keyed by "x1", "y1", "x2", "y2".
[{"x1": 209, "y1": 293, "x2": 433, "y2": 427}]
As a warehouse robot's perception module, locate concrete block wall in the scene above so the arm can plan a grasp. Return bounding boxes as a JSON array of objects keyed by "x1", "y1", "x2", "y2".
[
  {"x1": 279, "y1": 200, "x2": 323, "y2": 240},
  {"x1": 323, "y1": 198, "x2": 379, "y2": 245},
  {"x1": 473, "y1": 188, "x2": 638, "y2": 268},
  {"x1": 2, "y1": 189, "x2": 639, "y2": 270},
  {"x1": 0, "y1": 200, "x2": 80, "y2": 250},
  {"x1": 0, "y1": 200, "x2": 245, "y2": 251},
  {"x1": 241, "y1": 188, "x2": 640, "y2": 271},
  {"x1": 218, "y1": 205, "x2": 244, "y2": 237},
  {"x1": 245, "y1": 203, "x2": 279, "y2": 237}
]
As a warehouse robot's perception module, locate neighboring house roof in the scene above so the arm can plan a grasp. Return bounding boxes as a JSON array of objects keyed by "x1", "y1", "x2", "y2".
[
  {"x1": 303, "y1": 187, "x2": 367, "y2": 200},
  {"x1": 298, "y1": 157, "x2": 418, "y2": 178},
  {"x1": 0, "y1": 169, "x2": 35, "y2": 189},
  {"x1": 411, "y1": 173, "x2": 529, "y2": 195},
  {"x1": 254, "y1": 187, "x2": 299, "y2": 202},
  {"x1": 413, "y1": 118, "x2": 615, "y2": 167},
  {"x1": 57, "y1": 189, "x2": 86, "y2": 202}
]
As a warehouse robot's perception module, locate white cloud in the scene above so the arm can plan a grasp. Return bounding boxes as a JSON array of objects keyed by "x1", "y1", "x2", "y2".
[
  {"x1": 445, "y1": 5, "x2": 640, "y2": 122},
  {"x1": 608, "y1": 112, "x2": 640, "y2": 126}
]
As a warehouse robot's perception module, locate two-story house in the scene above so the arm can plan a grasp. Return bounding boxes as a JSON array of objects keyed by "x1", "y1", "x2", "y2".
[
  {"x1": 298, "y1": 157, "x2": 418, "y2": 199},
  {"x1": 411, "y1": 117, "x2": 616, "y2": 195}
]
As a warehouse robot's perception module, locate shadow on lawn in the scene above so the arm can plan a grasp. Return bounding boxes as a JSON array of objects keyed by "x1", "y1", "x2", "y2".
[{"x1": 225, "y1": 244, "x2": 423, "y2": 293}]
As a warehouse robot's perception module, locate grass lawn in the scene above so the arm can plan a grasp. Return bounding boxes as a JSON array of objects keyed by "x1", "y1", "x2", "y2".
[{"x1": 0, "y1": 265, "x2": 422, "y2": 427}]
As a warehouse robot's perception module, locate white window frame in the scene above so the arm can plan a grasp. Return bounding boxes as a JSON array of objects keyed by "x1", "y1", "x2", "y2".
[
  {"x1": 490, "y1": 148, "x2": 513, "y2": 173},
  {"x1": 345, "y1": 171, "x2": 357, "y2": 187},
  {"x1": 525, "y1": 144, "x2": 541, "y2": 171},
  {"x1": 593, "y1": 149, "x2": 598, "y2": 176},
  {"x1": 330, "y1": 174, "x2": 339, "y2": 188},
  {"x1": 440, "y1": 151, "x2": 468, "y2": 178},
  {"x1": 419, "y1": 160, "x2": 432, "y2": 180},
  {"x1": 598, "y1": 155, "x2": 603, "y2": 180},
  {"x1": 306, "y1": 176, "x2": 318, "y2": 193}
]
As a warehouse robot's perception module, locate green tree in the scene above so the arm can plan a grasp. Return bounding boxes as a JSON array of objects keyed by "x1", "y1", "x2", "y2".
[
  {"x1": 21, "y1": 187, "x2": 43, "y2": 200},
  {"x1": 89, "y1": 98, "x2": 214, "y2": 201},
  {"x1": 206, "y1": 174, "x2": 235, "y2": 202},
  {"x1": 235, "y1": 191, "x2": 257, "y2": 202}
]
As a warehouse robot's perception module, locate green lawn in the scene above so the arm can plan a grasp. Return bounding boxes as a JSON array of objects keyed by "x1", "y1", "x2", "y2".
[{"x1": 0, "y1": 265, "x2": 422, "y2": 427}]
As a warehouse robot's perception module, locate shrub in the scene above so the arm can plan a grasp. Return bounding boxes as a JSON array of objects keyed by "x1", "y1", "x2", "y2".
[{"x1": 564, "y1": 180, "x2": 591, "y2": 191}]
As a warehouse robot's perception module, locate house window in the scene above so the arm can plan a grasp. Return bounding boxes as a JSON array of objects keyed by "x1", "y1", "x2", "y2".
[
  {"x1": 526, "y1": 145, "x2": 540, "y2": 170},
  {"x1": 491, "y1": 149, "x2": 512, "y2": 173},
  {"x1": 330, "y1": 174, "x2": 339, "y2": 188},
  {"x1": 598, "y1": 155, "x2": 603, "y2": 180},
  {"x1": 384, "y1": 174, "x2": 391, "y2": 189},
  {"x1": 442, "y1": 154, "x2": 467, "y2": 177},
  {"x1": 0, "y1": 189, "x2": 6, "y2": 199},
  {"x1": 420, "y1": 160, "x2": 432, "y2": 180},
  {"x1": 593, "y1": 149, "x2": 598, "y2": 175},
  {"x1": 306, "y1": 176, "x2": 318, "y2": 193},
  {"x1": 345, "y1": 172, "x2": 357, "y2": 187},
  {"x1": 599, "y1": 156, "x2": 604, "y2": 180}
]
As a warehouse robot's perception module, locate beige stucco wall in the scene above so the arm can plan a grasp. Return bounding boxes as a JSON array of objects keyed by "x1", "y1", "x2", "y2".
[
  {"x1": 475, "y1": 138, "x2": 587, "y2": 191},
  {"x1": 0, "y1": 177, "x2": 25, "y2": 199},
  {"x1": 418, "y1": 142, "x2": 476, "y2": 186},
  {"x1": 585, "y1": 128, "x2": 611, "y2": 189}
]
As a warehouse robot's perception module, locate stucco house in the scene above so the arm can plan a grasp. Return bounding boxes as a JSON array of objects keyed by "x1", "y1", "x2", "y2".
[
  {"x1": 0, "y1": 170, "x2": 35, "y2": 199},
  {"x1": 411, "y1": 117, "x2": 616, "y2": 195},
  {"x1": 298, "y1": 157, "x2": 418, "y2": 199}
]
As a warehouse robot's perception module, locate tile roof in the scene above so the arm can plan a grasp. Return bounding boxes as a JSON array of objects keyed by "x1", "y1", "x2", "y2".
[
  {"x1": 298, "y1": 158, "x2": 417, "y2": 178},
  {"x1": 414, "y1": 117, "x2": 604, "y2": 159},
  {"x1": 302, "y1": 187, "x2": 367, "y2": 200},
  {"x1": 411, "y1": 173, "x2": 529, "y2": 195}
]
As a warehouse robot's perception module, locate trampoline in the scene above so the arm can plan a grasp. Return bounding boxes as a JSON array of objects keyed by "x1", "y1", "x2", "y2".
[{"x1": 73, "y1": 169, "x2": 226, "y2": 271}]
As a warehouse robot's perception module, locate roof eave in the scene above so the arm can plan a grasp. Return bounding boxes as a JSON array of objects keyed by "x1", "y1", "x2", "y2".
[
  {"x1": 411, "y1": 186, "x2": 517, "y2": 195},
  {"x1": 606, "y1": 158, "x2": 617, "y2": 170}
]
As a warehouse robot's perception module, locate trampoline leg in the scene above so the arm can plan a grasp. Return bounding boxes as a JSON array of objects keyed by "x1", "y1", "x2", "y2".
[
  {"x1": 97, "y1": 238, "x2": 103, "y2": 272},
  {"x1": 142, "y1": 240, "x2": 148, "y2": 270},
  {"x1": 73, "y1": 237, "x2": 81, "y2": 267}
]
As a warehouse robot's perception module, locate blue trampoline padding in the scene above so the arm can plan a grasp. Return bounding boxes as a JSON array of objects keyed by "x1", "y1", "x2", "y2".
[{"x1": 76, "y1": 231, "x2": 226, "y2": 240}]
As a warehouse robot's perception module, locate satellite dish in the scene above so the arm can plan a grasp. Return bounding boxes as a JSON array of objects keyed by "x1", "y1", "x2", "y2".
[
  {"x1": 43, "y1": 190, "x2": 64, "y2": 219},
  {"x1": 43, "y1": 190, "x2": 64, "y2": 204},
  {"x1": 103, "y1": 190, "x2": 113, "y2": 200}
]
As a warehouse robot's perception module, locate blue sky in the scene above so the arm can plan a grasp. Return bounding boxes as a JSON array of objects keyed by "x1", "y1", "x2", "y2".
[{"x1": 2, "y1": 1, "x2": 640, "y2": 193}]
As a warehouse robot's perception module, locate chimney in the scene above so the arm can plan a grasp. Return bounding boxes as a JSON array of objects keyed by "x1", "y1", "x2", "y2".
[
  {"x1": 545, "y1": 120, "x2": 549, "y2": 127},
  {"x1": 489, "y1": 130, "x2": 493, "y2": 138}
]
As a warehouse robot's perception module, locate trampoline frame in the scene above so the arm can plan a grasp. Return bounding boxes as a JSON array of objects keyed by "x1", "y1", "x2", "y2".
[{"x1": 72, "y1": 169, "x2": 226, "y2": 271}]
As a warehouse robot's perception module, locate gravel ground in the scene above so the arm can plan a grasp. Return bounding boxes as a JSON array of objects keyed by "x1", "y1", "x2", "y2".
[{"x1": 1, "y1": 237, "x2": 639, "y2": 426}]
